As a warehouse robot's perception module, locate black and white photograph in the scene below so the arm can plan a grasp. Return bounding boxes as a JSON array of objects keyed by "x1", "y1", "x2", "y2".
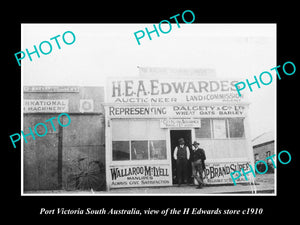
[
  {"x1": 5, "y1": 4, "x2": 298, "y2": 221},
  {"x1": 20, "y1": 23, "x2": 276, "y2": 195}
]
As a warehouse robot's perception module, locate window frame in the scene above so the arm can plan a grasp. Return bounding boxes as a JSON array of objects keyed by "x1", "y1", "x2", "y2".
[
  {"x1": 196, "y1": 118, "x2": 246, "y2": 140},
  {"x1": 130, "y1": 140, "x2": 149, "y2": 161},
  {"x1": 195, "y1": 118, "x2": 212, "y2": 139},
  {"x1": 149, "y1": 140, "x2": 167, "y2": 160},
  {"x1": 227, "y1": 117, "x2": 245, "y2": 139},
  {"x1": 112, "y1": 140, "x2": 131, "y2": 161},
  {"x1": 212, "y1": 119, "x2": 228, "y2": 139},
  {"x1": 111, "y1": 119, "x2": 168, "y2": 162}
]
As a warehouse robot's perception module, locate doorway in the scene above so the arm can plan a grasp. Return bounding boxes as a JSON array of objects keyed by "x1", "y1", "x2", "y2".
[{"x1": 170, "y1": 130, "x2": 192, "y2": 184}]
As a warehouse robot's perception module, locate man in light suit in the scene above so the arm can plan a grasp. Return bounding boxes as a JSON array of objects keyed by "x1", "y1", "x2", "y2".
[{"x1": 191, "y1": 141, "x2": 206, "y2": 189}]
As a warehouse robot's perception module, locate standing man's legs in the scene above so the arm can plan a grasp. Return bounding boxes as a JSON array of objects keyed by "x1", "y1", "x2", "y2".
[
  {"x1": 192, "y1": 160, "x2": 203, "y2": 186},
  {"x1": 192, "y1": 161, "x2": 200, "y2": 185},
  {"x1": 192, "y1": 162, "x2": 197, "y2": 182},
  {"x1": 176, "y1": 160, "x2": 183, "y2": 185},
  {"x1": 182, "y1": 159, "x2": 188, "y2": 184},
  {"x1": 197, "y1": 161, "x2": 204, "y2": 186}
]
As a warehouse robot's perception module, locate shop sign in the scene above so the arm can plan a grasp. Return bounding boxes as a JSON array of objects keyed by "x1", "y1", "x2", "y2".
[
  {"x1": 24, "y1": 86, "x2": 79, "y2": 93},
  {"x1": 160, "y1": 118, "x2": 201, "y2": 128},
  {"x1": 24, "y1": 99, "x2": 69, "y2": 113},
  {"x1": 109, "y1": 164, "x2": 172, "y2": 188},
  {"x1": 79, "y1": 99, "x2": 94, "y2": 112},
  {"x1": 203, "y1": 161, "x2": 251, "y2": 184},
  {"x1": 107, "y1": 105, "x2": 246, "y2": 118},
  {"x1": 107, "y1": 78, "x2": 246, "y2": 104}
]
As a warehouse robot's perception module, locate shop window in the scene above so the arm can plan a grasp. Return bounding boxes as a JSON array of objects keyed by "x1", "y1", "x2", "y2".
[
  {"x1": 112, "y1": 119, "x2": 130, "y2": 140},
  {"x1": 131, "y1": 141, "x2": 148, "y2": 160},
  {"x1": 212, "y1": 119, "x2": 228, "y2": 139},
  {"x1": 129, "y1": 120, "x2": 148, "y2": 139},
  {"x1": 112, "y1": 141, "x2": 130, "y2": 161},
  {"x1": 148, "y1": 120, "x2": 166, "y2": 138},
  {"x1": 195, "y1": 119, "x2": 211, "y2": 139},
  {"x1": 111, "y1": 119, "x2": 167, "y2": 161},
  {"x1": 149, "y1": 140, "x2": 167, "y2": 160},
  {"x1": 228, "y1": 118, "x2": 244, "y2": 138}
]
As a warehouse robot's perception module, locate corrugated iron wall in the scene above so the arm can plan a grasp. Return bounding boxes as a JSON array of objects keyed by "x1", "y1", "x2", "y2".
[
  {"x1": 23, "y1": 114, "x2": 60, "y2": 190},
  {"x1": 62, "y1": 115, "x2": 105, "y2": 191},
  {"x1": 23, "y1": 86, "x2": 106, "y2": 192}
]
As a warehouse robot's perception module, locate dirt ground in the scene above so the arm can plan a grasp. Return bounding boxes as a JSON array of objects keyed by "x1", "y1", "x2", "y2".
[
  {"x1": 24, "y1": 173, "x2": 275, "y2": 195},
  {"x1": 106, "y1": 173, "x2": 275, "y2": 195}
]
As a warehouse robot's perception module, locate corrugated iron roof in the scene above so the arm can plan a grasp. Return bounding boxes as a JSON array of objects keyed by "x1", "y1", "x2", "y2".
[{"x1": 252, "y1": 131, "x2": 275, "y2": 147}]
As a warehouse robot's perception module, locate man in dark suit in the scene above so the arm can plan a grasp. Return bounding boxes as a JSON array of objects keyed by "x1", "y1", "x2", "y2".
[
  {"x1": 173, "y1": 138, "x2": 190, "y2": 186},
  {"x1": 191, "y1": 141, "x2": 206, "y2": 189}
]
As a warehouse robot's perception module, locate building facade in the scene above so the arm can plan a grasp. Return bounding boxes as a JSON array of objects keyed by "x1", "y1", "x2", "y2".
[
  {"x1": 104, "y1": 68, "x2": 254, "y2": 190},
  {"x1": 252, "y1": 131, "x2": 275, "y2": 173},
  {"x1": 23, "y1": 69, "x2": 256, "y2": 192},
  {"x1": 23, "y1": 86, "x2": 105, "y2": 191}
]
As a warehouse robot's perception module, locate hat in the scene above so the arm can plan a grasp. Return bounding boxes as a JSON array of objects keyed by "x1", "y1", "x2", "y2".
[
  {"x1": 178, "y1": 138, "x2": 185, "y2": 143},
  {"x1": 192, "y1": 141, "x2": 200, "y2": 146}
]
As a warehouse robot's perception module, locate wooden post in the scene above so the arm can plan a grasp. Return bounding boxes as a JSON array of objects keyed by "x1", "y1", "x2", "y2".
[{"x1": 57, "y1": 124, "x2": 63, "y2": 189}]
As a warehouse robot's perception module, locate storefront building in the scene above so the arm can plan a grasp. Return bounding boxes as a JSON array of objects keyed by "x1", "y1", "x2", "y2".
[
  {"x1": 23, "y1": 86, "x2": 105, "y2": 191},
  {"x1": 23, "y1": 70, "x2": 254, "y2": 192},
  {"x1": 104, "y1": 69, "x2": 254, "y2": 189},
  {"x1": 252, "y1": 131, "x2": 275, "y2": 173}
]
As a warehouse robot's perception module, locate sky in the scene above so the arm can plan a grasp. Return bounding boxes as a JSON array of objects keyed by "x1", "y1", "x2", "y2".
[{"x1": 21, "y1": 23, "x2": 276, "y2": 139}]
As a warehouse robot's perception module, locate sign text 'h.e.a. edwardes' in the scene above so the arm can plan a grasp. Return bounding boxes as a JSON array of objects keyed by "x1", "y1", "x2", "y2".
[{"x1": 107, "y1": 78, "x2": 245, "y2": 104}]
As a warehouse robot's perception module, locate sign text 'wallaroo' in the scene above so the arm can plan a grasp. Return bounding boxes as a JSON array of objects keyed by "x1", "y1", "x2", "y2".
[{"x1": 109, "y1": 165, "x2": 171, "y2": 188}]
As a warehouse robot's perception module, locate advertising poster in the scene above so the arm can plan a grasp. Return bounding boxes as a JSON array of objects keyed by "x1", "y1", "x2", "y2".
[{"x1": 109, "y1": 165, "x2": 172, "y2": 188}]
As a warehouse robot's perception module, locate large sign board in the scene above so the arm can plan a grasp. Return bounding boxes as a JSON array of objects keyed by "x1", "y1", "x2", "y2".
[
  {"x1": 23, "y1": 99, "x2": 69, "y2": 113},
  {"x1": 108, "y1": 161, "x2": 251, "y2": 188},
  {"x1": 138, "y1": 67, "x2": 216, "y2": 77},
  {"x1": 107, "y1": 105, "x2": 246, "y2": 118},
  {"x1": 203, "y1": 161, "x2": 251, "y2": 184},
  {"x1": 24, "y1": 86, "x2": 79, "y2": 93},
  {"x1": 109, "y1": 164, "x2": 172, "y2": 188},
  {"x1": 107, "y1": 78, "x2": 245, "y2": 104},
  {"x1": 160, "y1": 118, "x2": 201, "y2": 128}
]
